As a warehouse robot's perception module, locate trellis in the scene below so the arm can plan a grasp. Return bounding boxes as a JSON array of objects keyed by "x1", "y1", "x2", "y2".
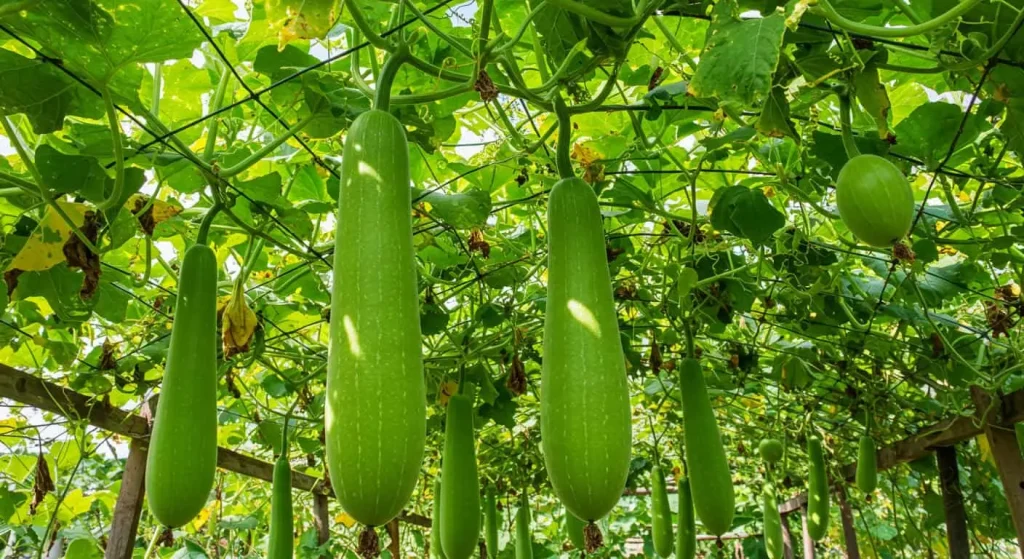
[
  {"x1": 2, "y1": 359, "x2": 1023, "y2": 558},
  {"x1": 0, "y1": 0, "x2": 1022, "y2": 557}
]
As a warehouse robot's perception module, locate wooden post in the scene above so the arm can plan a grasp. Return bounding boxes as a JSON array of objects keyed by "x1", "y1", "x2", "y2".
[
  {"x1": 105, "y1": 439, "x2": 147, "y2": 559},
  {"x1": 971, "y1": 386, "x2": 1024, "y2": 551},
  {"x1": 801, "y1": 506, "x2": 815, "y2": 559},
  {"x1": 312, "y1": 493, "x2": 330, "y2": 545},
  {"x1": 781, "y1": 512, "x2": 794, "y2": 559},
  {"x1": 936, "y1": 446, "x2": 970, "y2": 559},
  {"x1": 836, "y1": 487, "x2": 860, "y2": 559},
  {"x1": 386, "y1": 518, "x2": 400, "y2": 557}
]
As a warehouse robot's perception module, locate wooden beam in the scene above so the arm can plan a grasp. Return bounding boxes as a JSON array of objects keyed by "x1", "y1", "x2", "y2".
[
  {"x1": 105, "y1": 439, "x2": 147, "y2": 559},
  {"x1": 837, "y1": 487, "x2": 860, "y2": 559},
  {"x1": 801, "y1": 507, "x2": 815, "y2": 559},
  {"x1": 0, "y1": 362, "x2": 431, "y2": 528},
  {"x1": 781, "y1": 514, "x2": 794, "y2": 559},
  {"x1": 313, "y1": 493, "x2": 330, "y2": 545},
  {"x1": 779, "y1": 386, "x2": 1024, "y2": 515},
  {"x1": 936, "y1": 445, "x2": 969, "y2": 559},
  {"x1": 971, "y1": 386, "x2": 1024, "y2": 552}
]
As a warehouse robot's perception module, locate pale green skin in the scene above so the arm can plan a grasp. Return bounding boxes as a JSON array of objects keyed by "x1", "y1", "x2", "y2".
[
  {"x1": 484, "y1": 488, "x2": 500, "y2": 556},
  {"x1": 676, "y1": 478, "x2": 696, "y2": 559},
  {"x1": 327, "y1": 109, "x2": 426, "y2": 527},
  {"x1": 806, "y1": 437, "x2": 830, "y2": 541},
  {"x1": 651, "y1": 466, "x2": 674, "y2": 557},
  {"x1": 541, "y1": 177, "x2": 632, "y2": 523},
  {"x1": 565, "y1": 509, "x2": 586, "y2": 550},
  {"x1": 759, "y1": 439, "x2": 784, "y2": 464},
  {"x1": 432, "y1": 479, "x2": 447, "y2": 559},
  {"x1": 145, "y1": 244, "x2": 218, "y2": 528},
  {"x1": 763, "y1": 483, "x2": 783, "y2": 559},
  {"x1": 857, "y1": 435, "x2": 878, "y2": 493},
  {"x1": 440, "y1": 392, "x2": 481, "y2": 559},
  {"x1": 679, "y1": 358, "x2": 735, "y2": 536},
  {"x1": 836, "y1": 154, "x2": 915, "y2": 247},
  {"x1": 266, "y1": 456, "x2": 293, "y2": 559},
  {"x1": 515, "y1": 492, "x2": 533, "y2": 559}
]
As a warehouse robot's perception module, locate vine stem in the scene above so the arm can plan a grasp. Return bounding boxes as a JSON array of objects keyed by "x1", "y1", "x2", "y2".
[
  {"x1": 217, "y1": 113, "x2": 316, "y2": 178},
  {"x1": 837, "y1": 86, "x2": 861, "y2": 159},
  {"x1": 196, "y1": 204, "x2": 223, "y2": 246},
  {"x1": 553, "y1": 96, "x2": 574, "y2": 179},
  {"x1": 815, "y1": 0, "x2": 984, "y2": 38},
  {"x1": 143, "y1": 526, "x2": 162, "y2": 559},
  {"x1": 204, "y1": 67, "x2": 234, "y2": 162},
  {"x1": 97, "y1": 87, "x2": 126, "y2": 212},
  {"x1": 1, "y1": 117, "x2": 103, "y2": 254},
  {"x1": 343, "y1": 0, "x2": 392, "y2": 50},
  {"x1": 375, "y1": 47, "x2": 409, "y2": 112}
]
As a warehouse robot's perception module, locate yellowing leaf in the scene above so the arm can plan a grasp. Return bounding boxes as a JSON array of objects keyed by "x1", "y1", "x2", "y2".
[
  {"x1": 6, "y1": 201, "x2": 89, "y2": 273},
  {"x1": 127, "y1": 195, "x2": 182, "y2": 235},
  {"x1": 266, "y1": 0, "x2": 343, "y2": 47},
  {"x1": 222, "y1": 280, "x2": 258, "y2": 358},
  {"x1": 978, "y1": 434, "x2": 995, "y2": 466},
  {"x1": 439, "y1": 381, "x2": 458, "y2": 406},
  {"x1": 335, "y1": 511, "x2": 357, "y2": 528},
  {"x1": 571, "y1": 143, "x2": 605, "y2": 185},
  {"x1": 191, "y1": 504, "x2": 212, "y2": 530}
]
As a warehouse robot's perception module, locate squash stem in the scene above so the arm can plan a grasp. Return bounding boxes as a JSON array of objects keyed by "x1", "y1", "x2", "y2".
[
  {"x1": 553, "y1": 96, "x2": 574, "y2": 179},
  {"x1": 196, "y1": 204, "x2": 223, "y2": 246},
  {"x1": 375, "y1": 47, "x2": 409, "y2": 112},
  {"x1": 837, "y1": 86, "x2": 861, "y2": 160}
]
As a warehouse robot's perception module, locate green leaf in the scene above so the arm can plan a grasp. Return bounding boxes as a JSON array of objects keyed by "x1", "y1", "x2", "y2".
[
  {"x1": 893, "y1": 102, "x2": 988, "y2": 168},
  {"x1": 689, "y1": 3, "x2": 787, "y2": 109},
  {"x1": 709, "y1": 185, "x2": 785, "y2": 244},
  {"x1": 0, "y1": 50, "x2": 103, "y2": 134},
  {"x1": 422, "y1": 189, "x2": 492, "y2": 230}
]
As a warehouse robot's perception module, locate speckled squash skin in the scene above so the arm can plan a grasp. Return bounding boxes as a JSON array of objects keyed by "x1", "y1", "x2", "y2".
[
  {"x1": 145, "y1": 244, "x2": 218, "y2": 528},
  {"x1": 807, "y1": 437, "x2": 830, "y2": 541},
  {"x1": 679, "y1": 358, "x2": 735, "y2": 536},
  {"x1": 326, "y1": 109, "x2": 426, "y2": 527},
  {"x1": 541, "y1": 177, "x2": 632, "y2": 523},
  {"x1": 836, "y1": 154, "x2": 915, "y2": 247}
]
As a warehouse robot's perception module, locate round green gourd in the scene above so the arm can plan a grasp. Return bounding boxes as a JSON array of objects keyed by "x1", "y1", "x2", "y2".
[
  {"x1": 762, "y1": 483, "x2": 783, "y2": 559},
  {"x1": 541, "y1": 177, "x2": 632, "y2": 522},
  {"x1": 678, "y1": 358, "x2": 735, "y2": 536},
  {"x1": 566, "y1": 510, "x2": 586, "y2": 550},
  {"x1": 267, "y1": 429, "x2": 293, "y2": 559},
  {"x1": 759, "y1": 439, "x2": 784, "y2": 464},
  {"x1": 432, "y1": 478, "x2": 447, "y2": 559},
  {"x1": 675, "y1": 477, "x2": 696, "y2": 559},
  {"x1": 145, "y1": 244, "x2": 218, "y2": 528},
  {"x1": 650, "y1": 466, "x2": 674, "y2": 557},
  {"x1": 326, "y1": 109, "x2": 426, "y2": 527},
  {"x1": 856, "y1": 435, "x2": 878, "y2": 494},
  {"x1": 440, "y1": 391, "x2": 481, "y2": 559},
  {"x1": 835, "y1": 154, "x2": 915, "y2": 247},
  {"x1": 515, "y1": 492, "x2": 533, "y2": 559},
  {"x1": 806, "y1": 437, "x2": 830, "y2": 541},
  {"x1": 484, "y1": 487, "x2": 499, "y2": 557}
]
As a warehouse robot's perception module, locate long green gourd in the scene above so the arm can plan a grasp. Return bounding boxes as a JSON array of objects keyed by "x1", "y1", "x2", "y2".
[
  {"x1": 676, "y1": 477, "x2": 696, "y2": 559},
  {"x1": 441, "y1": 388, "x2": 481, "y2": 559},
  {"x1": 762, "y1": 483, "x2": 783, "y2": 559},
  {"x1": 483, "y1": 487, "x2": 499, "y2": 557},
  {"x1": 566, "y1": 510, "x2": 586, "y2": 551},
  {"x1": 267, "y1": 423, "x2": 293, "y2": 559},
  {"x1": 145, "y1": 243, "x2": 218, "y2": 528},
  {"x1": 678, "y1": 358, "x2": 735, "y2": 536},
  {"x1": 807, "y1": 436, "x2": 830, "y2": 541},
  {"x1": 432, "y1": 479, "x2": 447, "y2": 559},
  {"x1": 541, "y1": 174, "x2": 632, "y2": 522},
  {"x1": 515, "y1": 492, "x2": 533, "y2": 559},
  {"x1": 650, "y1": 465, "x2": 674, "y2": 557},
  {"x1": 326, "y1": 108, "x2": 426, "y2": 528},
  {"x1": 856, "y1": 435, "x2": 878, "y2": 493}
]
